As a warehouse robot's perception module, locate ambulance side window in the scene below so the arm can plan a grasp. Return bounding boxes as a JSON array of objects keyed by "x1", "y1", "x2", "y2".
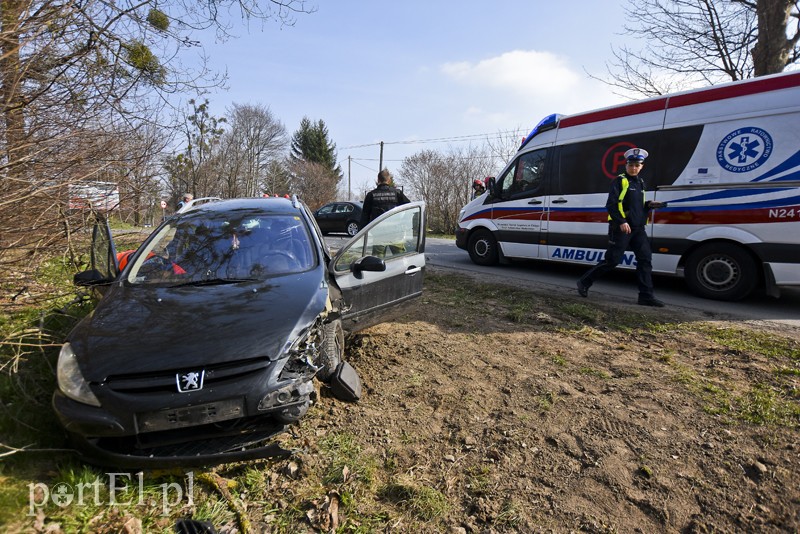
[{"x1": 498, "y1": 149, "x2": 549, "y2": 200}]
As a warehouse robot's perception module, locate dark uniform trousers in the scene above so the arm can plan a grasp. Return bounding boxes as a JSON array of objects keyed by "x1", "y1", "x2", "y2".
[{"x1": 579, "y1": 224, "x2": 655, "y2": 298}]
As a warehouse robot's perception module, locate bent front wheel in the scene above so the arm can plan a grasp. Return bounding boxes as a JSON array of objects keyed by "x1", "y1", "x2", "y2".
[{"x1": 317, "y1": 320, "x2": 343, "y2": 382}]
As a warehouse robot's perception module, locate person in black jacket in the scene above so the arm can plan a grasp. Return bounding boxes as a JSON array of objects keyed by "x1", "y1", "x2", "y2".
[
  {"x1": 360, "y1": 169, "x2": 410, "y2": 226},
  {"x1": 576, "y1": 148, "x2": 667, "y2": 307},
  {"x1": 361, "y1": 169, "x2": 411, "y2": 257}
]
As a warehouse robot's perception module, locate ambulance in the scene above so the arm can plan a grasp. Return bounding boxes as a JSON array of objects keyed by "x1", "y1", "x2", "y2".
[{"x1": 455, "y1": 70, "x2": 800, "y2": 301}]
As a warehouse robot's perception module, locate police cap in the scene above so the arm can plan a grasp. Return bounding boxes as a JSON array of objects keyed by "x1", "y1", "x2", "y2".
[{"x1": 624, "y1": 148, "x2": 648, "y2": 162}]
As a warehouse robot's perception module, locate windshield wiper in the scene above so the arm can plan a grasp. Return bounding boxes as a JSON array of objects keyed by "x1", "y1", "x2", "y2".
[{"x1": 170, "y1": 278, "x2": 257, "y2": 288}]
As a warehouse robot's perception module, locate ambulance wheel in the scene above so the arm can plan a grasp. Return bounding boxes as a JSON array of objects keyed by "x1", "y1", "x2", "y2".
[
  {"x1": 684, "y1": 243, "x2": 758, "y2": 301},
  {"x1": 468, "y1": 229, "x2": 499, "y2": 266},
  {"x1": 317, "y1": 320, "x2": 343, "y2": 382}
]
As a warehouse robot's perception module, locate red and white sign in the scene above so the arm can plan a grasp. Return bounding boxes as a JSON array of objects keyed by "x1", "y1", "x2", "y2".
[{"x1": 160, "y1": 200, "x2": 167, "y2": 209}]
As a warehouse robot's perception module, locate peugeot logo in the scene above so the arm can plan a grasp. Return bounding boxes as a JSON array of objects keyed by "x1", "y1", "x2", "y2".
[{"x1": 176, "y1": 370, "x2": 205, "y2": 393}]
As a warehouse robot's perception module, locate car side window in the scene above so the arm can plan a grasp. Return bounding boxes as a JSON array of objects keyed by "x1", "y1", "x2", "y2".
[
  {"x1": 334, "y1": 206, "x2": 422, "y2": 272},
  {"x1": 497, "y1": 149, "x2": 548, "y2": 200},
  {"x1": 318, "y1": 205, "x2": 334, "y2": 215}
]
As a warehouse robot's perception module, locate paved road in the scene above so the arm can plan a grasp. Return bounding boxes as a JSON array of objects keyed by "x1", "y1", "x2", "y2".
[
  {"x1": 324, "y1": 234, "x2": 799, "y2": 327},
  {"x1": 421, "y1": 237, "x2": 800, "y2": 328}
]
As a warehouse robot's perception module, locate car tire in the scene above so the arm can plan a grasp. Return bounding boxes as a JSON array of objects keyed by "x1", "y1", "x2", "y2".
[
  {"x1": 684, "y1": 243, "x2": 758, "y2": 301},
  {"x1": 317, "y1": 319, "x2": 343, "y2": 382},
  {"x1": 346, "y1": 221, "x2": 360, "y2": 237},
  {"x1": 467, "y1": 229, "x2": 499, "y2": 266}
]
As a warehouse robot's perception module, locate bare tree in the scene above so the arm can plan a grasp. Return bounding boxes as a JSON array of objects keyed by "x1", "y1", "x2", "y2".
[
  {"x1": 0, "y1": 0, "x2": 313, "y2": 315},
  {"x1": 600, "y1": 0, "x2": 799, "y2": 97},
  {"x1": 118, "y1": 124, "x2": 171, "y2": 226},
  {"x1": 162, "y1": 98, "x2": 227, "y2": 205},
  {"x1": 218, "y1": 103, "x2": 288, "y2": 197},
  {"x1": 288, "y1": 159, "x2": 338, "y2": 210},
  {"x1": 399, "y1": 145, "x2": 494, "y2": 234},
  {"x1": 484, "y1": 128, "x2": 527, "y2": 173}
]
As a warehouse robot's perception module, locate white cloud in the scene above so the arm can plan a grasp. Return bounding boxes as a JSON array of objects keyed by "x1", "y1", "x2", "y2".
[
  {"x1": 439, "y1": 49, "x2": 627, "y2": 130},
  {"x1": 441, "y1": 50, "x2": 580, "y2": 97}
]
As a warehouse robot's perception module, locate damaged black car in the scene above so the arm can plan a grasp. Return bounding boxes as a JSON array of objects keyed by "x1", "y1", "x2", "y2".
[{"x1": 54, "y1": 197, "x2": 425, "y2": 467}]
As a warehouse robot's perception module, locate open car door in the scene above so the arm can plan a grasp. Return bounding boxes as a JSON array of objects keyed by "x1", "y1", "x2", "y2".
[
  {"x1": 330, "y1": 201, "x2": 426, "y2": 333},
  {"x1": 73, "y1": 213, "x2": 118, "y2": 295}
]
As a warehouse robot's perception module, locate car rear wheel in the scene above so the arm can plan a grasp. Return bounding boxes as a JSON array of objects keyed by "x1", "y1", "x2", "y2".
[
  {"x1": 317, "y1": 319, "x2": 343, "y2": 382},
  {"x1": 467, "y1": 229, "x2": 499, "y2": 266},
  {"x1": 684, "y1": 243, "x2": 758, "y2": 301},
  {"x1": 346, "y1": 221, "x2": 360, "y2": 237}
]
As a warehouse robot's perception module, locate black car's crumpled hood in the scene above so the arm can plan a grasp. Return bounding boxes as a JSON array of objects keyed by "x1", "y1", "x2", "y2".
[{"x1": 70, "y1": 269, "x2": 328, "y2": 382}]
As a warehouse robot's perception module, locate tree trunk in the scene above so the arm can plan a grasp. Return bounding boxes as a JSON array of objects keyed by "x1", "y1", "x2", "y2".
[
  {"x1": 752, "y1": 0, "x2": 795, "y2": 75},
  {"x1": 0, "y1": 0, "x2": 26, "y2": 173}
]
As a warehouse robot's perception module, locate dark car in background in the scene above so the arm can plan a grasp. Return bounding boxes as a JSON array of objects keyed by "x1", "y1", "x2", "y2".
[
  {"x1": 313, "y1": 201, "x2": 363, "y2": 236},
  {"x1": 55, "y1": 196, "x2": 426, "y2": 467}
]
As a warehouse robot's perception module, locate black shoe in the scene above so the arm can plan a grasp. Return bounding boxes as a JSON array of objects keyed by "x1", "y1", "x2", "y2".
[
  {"x1": 638, "y1": 296, "x2": 665, "y2": 307},
  {"x1": 576, "y1": 280, "x2": 588, "y2": 297}
]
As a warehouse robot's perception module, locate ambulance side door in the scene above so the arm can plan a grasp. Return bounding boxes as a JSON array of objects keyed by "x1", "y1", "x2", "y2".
[{"x1": 489, "y1": 147, "x2": 552, "y2": 259}]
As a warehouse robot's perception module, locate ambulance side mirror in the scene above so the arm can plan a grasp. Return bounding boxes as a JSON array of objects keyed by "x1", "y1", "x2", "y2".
[{"x1": 487, "y1": 177, "x2": 497, "y2": 198}]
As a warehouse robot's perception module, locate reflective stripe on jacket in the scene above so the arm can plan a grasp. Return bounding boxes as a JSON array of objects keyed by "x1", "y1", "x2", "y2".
[{"x1": 606, "y1": 173, "x2": 648, "y2": 227}]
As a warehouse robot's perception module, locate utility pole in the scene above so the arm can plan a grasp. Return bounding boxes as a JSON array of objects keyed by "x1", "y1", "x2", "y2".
[
  {"x1": 379, "y1": 141, "x2": 384, "y2": 173},
  {"x1": 348, "y1": 156, "x2": 352, "y2": 200}
]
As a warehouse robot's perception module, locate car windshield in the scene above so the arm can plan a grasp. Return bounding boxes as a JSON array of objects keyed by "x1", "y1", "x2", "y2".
[{"x1": 127, "y1": 211, "x2": 316, "y2": 285}]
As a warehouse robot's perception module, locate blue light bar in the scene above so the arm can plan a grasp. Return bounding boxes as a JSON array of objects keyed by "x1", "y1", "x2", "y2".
[{"x1": 520, "y1": 113, "x2": 562, "y2": 149}]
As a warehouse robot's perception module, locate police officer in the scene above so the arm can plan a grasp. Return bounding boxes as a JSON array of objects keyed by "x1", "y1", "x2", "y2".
[
  {"x1": 360, "y1": 168, "x2": 410, "y2": 226},
  {"x1": 576, "y1": 148, "x2": 667, "y2": 306}
]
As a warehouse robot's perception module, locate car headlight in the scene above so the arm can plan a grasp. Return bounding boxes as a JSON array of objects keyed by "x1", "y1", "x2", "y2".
[
  {"x1": 458, "y1": 208, "x2": 465, "y2": 222},
  {"x1": 57, "y1": 343, "x2": 101, "y2": 407}
]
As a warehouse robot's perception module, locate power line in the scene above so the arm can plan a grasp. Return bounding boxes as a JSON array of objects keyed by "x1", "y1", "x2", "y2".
[
  {"x1": 350, "y1": 159, "x2": 378, "y2": 172},
  {"x1": 349, "y1": 153, "x2": 503, "y2": 162},
  {"x1": 340, "y1": 128, "x2": 525, "y2": 151}
]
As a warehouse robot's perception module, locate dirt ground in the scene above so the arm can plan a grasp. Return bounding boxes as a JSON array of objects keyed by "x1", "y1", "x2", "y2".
[
  {"x1": 11, "y1": 268, "x2": 798, "y2": 534},
  {"x1": 281, "y1": 268, "x2": 800, "y2": 533}
]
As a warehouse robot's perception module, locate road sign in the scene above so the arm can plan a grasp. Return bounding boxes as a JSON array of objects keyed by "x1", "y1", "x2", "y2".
[{"x1": 160, "y1": 200, "x2": 167, "y2": 209}]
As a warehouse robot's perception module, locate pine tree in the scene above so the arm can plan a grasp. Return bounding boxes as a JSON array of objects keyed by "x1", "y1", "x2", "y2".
[{"x1": 289, "y1": 117, "x2": 343, "y2": 179}]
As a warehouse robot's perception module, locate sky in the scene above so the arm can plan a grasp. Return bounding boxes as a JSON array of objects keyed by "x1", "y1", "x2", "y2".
[{"x1": 191, "y1": 1, "x2": 636, "y2": 198}]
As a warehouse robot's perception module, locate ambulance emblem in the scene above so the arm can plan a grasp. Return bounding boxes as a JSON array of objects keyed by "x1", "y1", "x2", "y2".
[{"x1": 716, "y1": 127, "x2": 773, "y2": 173}]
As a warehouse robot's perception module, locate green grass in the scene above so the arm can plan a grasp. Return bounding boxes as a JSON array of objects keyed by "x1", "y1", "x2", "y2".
[
  {"x1": 736, "y1": 384, "x2": 800, "y2": 426},
  {"x1": 552, "y1": 301, "x2": 605, "y2": 324},
  {"x1": 697, "y1": 325, "x2": 800, "y2": 361},
  {"x1": 535, "y1": 390, "x2": 556, "y2": 411},
  {"x1": 579, "y1": 367, "x2": 611, "y2": 380},
  {"x1": 465, "y1": 465, "x2": 492, "y2": 497},
  {"x1": 378, "y1": 477, "x2": 450, "y2": 520},
  {"x1": 318, "y1": 431, "x2": 378, "y2": 486}
]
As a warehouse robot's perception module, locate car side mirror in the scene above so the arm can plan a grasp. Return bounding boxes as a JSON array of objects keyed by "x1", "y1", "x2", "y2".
[
  {"x1": 351, "y1": 255, "x2": 386, "y2": 274},
  {"x1": 74, "y1": 269, "x2": 112, "y2": 286},
  {"x1": 487, "y1": 176, "x2": 497, "y2": 197}
]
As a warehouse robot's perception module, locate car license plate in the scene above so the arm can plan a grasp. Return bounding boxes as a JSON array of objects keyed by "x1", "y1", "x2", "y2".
[{"x1": 137, "y1": 398, "x2": 244, "y2": 432}]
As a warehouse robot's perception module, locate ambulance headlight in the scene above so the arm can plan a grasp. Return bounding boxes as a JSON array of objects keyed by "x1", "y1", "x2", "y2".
[
  {"x1": 458, "y1": 208, "x2": 465, "y2": 221},
  {"x1": 57, "y1": 343, "x2": 101, "y2": 407}
]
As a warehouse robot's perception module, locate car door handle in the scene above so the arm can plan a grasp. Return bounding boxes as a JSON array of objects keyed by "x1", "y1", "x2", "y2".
[
  {"x1": 405, "y1": 266, "x2": 422, "y2": 275},
  {"x1": 528, "y1": 199, "x2": 542, "y2": 205},
  {"x1": 551, "y1": 198, "x2": 568, "y2": 204}
]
